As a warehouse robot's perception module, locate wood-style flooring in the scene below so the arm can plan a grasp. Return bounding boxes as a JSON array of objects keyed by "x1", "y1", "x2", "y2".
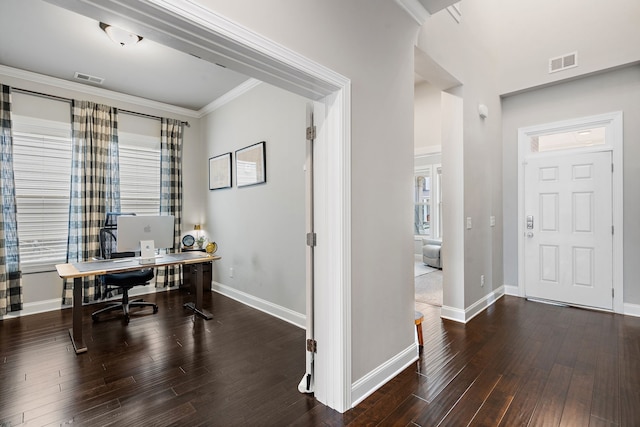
[{"x1": 1, "y1": 289, "x2": 639, "y2": 426}]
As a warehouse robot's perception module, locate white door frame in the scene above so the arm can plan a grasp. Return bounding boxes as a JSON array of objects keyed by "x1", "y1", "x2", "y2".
[
  {"x1": 46, "y1": 0, "x2": 353, "y2": 412},
  {"x1": 517, "y1": 111, "x2": 623, "y2": 313}
]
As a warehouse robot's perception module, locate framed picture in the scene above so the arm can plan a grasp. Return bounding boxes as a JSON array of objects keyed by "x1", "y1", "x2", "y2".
[
  {"x1": 236, "y1": 141, "x2": 266, "y2": 187},
  {"x1": 209, "y1": 152, "x2": 232, "y2": 190}
]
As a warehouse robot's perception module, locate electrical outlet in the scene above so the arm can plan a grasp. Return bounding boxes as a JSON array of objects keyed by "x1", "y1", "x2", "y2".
[
  {"x1": 490, "y1": 216, "x2": 496, "y2": 227},
  {"x1": 480, "y1": 274, "x2": 485, "y2": 287},
  {"x1": 229, "y1": 267, "x2": 234, "y2": 278}
]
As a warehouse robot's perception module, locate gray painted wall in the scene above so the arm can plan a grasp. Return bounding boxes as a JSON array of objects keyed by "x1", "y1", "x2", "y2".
[
  {"x1": 201, "y1": 82, "x2": 308, "y2": 315},
  {"x1": 417, "y1": 1, "x2": 504, "y2": 312},
  {"x1": 502, "y1": 64, "x2": 640, "y2": 305},
  {"x1": 195, "y1": 0, "x2": 419, "y2": 383}
]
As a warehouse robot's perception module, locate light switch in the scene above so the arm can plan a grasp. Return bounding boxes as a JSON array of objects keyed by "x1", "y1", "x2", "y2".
[
  {"x1": 490, "y1": 216, "x2": 496, "y2": 227},
  {"x1": 466, "y1": 217, "x2": 472, "y2": 230}
]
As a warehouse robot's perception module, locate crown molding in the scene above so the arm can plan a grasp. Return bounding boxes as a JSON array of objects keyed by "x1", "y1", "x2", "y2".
[
  {"x1": 198, "y1": 78, "x2": 262, "y2": 116},
  {"x1": 0, "y1": 64, "x2": 201, "y2": 118},
  {"x1": 394, "y1": 0, "x2": 430, "y2": 25}
]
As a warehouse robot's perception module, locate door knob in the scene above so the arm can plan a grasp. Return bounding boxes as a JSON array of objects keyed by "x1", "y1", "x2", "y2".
[{"x1": 526, "y1": 231, "x2": 534, "y2": 238}]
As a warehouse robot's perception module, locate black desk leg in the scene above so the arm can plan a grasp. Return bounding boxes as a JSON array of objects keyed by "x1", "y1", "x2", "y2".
[
  {"x1": 69, "y1": 276, "x2": 87, "y2": 354},
  {"x1": 183, "y1": 262, "x2": 213, "y2": 320}
]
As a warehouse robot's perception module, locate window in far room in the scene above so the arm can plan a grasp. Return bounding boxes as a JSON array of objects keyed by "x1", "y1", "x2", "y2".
[
  {"x1": 414, "y1": 163, "x2": 442, "y2": 239},
  {"x1": 414, "y1": 168, "x2": 431, "y2": 236}
]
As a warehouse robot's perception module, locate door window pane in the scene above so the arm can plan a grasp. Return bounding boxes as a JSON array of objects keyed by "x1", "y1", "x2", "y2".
[{"x1": 531, "y1": 127, "x2": 606, "y2": 153}]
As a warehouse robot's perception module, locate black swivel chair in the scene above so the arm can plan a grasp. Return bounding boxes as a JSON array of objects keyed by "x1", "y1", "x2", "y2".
[{"x1": 91, "y1": 222, "x2": 158, "y2": 324}]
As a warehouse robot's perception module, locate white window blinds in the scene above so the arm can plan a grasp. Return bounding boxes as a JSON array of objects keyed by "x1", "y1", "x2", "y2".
[
  {"x1": 118, "y1": 131, "x2": 161, "y2": 216},
  {"x1": 12, "y1": 116, "x2": 72, "y2": 272},
  {"x1": 12, "y1": 106, "x2": 161, "y2": 273}
]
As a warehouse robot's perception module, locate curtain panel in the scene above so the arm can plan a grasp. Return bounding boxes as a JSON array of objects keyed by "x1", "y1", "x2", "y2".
[
  {"x1": 63, "y1": 101, "x2": 121, "y2": 304},
  {"x1": 0, "y1": 84, "x2": 23, "y2": 315},
  {"x1": 156, "y1": 118, "x2": 183, "y2": 288}
]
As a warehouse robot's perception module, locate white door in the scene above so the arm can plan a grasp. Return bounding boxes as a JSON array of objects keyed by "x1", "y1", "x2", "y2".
[{"x1": 524, "y1": 151, "x2": 613, "y2": 310}]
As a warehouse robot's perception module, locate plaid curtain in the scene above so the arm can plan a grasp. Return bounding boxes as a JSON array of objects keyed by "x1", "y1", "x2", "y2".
[
  {"x1": 156, "y1": 118, "x2": 183, "y2": 288},
  {"x1": 63, "y1": 101, "x2": 121, "y2": 304},
  {"x1": 0, "y1": 85, "x2": 22, "y2": 315}
]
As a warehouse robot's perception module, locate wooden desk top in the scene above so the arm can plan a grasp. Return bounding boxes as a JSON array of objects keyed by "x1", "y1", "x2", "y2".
[{"x1": 56, "y1": 251, "x2": 221, "y2": 279}]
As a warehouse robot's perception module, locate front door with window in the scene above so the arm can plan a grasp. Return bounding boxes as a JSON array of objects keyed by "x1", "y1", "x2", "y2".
[{"x1": 524, "y1": 151, "x2": 613, "y2": 309}]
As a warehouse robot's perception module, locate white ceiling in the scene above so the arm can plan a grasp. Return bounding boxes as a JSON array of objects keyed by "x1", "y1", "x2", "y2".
[{"x1": 0, "y1": 0, "x2": 251, "y2": 111}]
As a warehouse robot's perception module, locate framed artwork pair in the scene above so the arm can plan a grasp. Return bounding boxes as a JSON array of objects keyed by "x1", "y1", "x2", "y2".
[{"x1": 208, "y1": 141, "x2": 266, "y2": 190}]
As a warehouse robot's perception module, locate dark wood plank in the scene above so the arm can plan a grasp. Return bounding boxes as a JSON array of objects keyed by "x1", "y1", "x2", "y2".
[{"x1": 1, "y1": 293, "x2": 638, "y2": 426}]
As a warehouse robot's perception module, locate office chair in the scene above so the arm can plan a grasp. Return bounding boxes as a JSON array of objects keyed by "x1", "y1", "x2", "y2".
[{"x1": 91, "y1": 223, "x2": 158, "y2": 324}]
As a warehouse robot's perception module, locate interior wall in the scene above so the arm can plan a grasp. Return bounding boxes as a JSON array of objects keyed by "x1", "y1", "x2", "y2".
[
  {"x1": 494, "y1": 0, "x2": 640, "y2": 95},
  {"x1": 201, "y1": 82, "x2": 307, "y2": 316},
  {"x1": 193, "y1": 0, "x2": 419, "y2": 385},
  {"x1": 502, "y1": 64, "x2": 640, "y2": 306},
  {"x1": 414, "y1": 82, "x2": 442, "y2": 152},
  {"x1": 0, "y1": 71, "x2": 201, "y2": 308},
  {"x1": 417, "y1": 4, "x2": 504, "y2": 313}
]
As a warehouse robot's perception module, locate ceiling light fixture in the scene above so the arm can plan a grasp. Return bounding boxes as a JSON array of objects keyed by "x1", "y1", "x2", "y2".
[{"x1": 99, "y1": 22, "x2": 142, "y2": 47}]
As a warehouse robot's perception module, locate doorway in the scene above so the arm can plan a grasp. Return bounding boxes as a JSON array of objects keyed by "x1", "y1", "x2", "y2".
[{"x1": 518, "y1": 112, "x2": 624, "y2": 312}]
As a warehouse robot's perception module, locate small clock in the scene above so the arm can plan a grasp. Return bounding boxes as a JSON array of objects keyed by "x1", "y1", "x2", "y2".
[{"x1": 182, "y1": 234, "x2": 195, "y2": 248}]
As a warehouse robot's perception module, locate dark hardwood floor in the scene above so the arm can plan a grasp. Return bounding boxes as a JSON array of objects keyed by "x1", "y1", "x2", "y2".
[{"x1": 1, "y1": 289, "x2": 639, "y2": 426}]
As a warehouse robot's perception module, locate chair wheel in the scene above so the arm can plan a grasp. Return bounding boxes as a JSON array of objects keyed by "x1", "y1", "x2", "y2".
[
  {"x1": 124, "y1": 314, "x2": 130, "y2": 324},
  {"x1": 153, "y1": 306, "x2": 158, "y2": 314},
  {"x1": 92, "y1": 314, "x2": 99, "y2": 322}
]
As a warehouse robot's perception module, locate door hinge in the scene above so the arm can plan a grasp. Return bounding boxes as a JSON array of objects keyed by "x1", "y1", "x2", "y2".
[
  {"x1": 306, "y1": 126, "x2": 316, "y2": 141},
  {"x1": 306, "y1": 232, "x2": 317, "y2": 247},
  {"x1": 612, "y1": 163, "x2": 614, "y2": 173},
  {"x1": 306, "y1": 338, "x2": 317, "y2": 353},
  {"x1": 612, "y1": 225, "x2": 614, "y2": 235},
  {"x1": 612, "y1": 288, "x2": 615, "y2": 298}
]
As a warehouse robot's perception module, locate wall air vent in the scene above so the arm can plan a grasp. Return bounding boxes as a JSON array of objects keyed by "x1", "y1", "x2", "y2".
[
  {"x1": 549, "y1": 52, "x2": 578, "y2": 74},
  {"x1": 73, "y1": 72, "x2": 105, "y2": 85}
]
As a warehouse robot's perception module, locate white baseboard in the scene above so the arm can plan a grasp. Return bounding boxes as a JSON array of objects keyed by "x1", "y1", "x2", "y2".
[
  {"x1": 2, "y1": 298, "x2": 64, "y2": 318},
  {"x1": 441, "y1": 286, "x2": 505, "y2": 323},
  {"x1": 211, "y1": 281, "x2": 306, "y2": 329},
  {"x1": 624, "y1": 302, "x2": 640, "y2": 317},
  {"x1": 440, "y1": 305, "x2": 466, "y2": 323},
  {"x1": 351, "y1": 343, "x2": 418, "y2": 408},
  {"x1": 504, "y1": 284, "x2": 520, "y2": 296},
  {"x1": 1, "y1": 284, "x2": 178, "y2": 319}
]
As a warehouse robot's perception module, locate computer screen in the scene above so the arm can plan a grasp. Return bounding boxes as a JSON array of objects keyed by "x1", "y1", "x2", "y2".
[{"x1": 116, "y1": 215, "x2": 175, "y2": 253}]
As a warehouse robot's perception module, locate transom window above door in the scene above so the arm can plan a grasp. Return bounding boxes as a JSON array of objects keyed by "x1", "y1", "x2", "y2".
[{"x1": 530, "y1": 126, "x2": 606, "y2": 154}]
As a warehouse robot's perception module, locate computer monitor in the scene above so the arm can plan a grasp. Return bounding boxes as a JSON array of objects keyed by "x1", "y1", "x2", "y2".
[{"x1": 116, "y1": 215, "x2": 175, "y2": 254}]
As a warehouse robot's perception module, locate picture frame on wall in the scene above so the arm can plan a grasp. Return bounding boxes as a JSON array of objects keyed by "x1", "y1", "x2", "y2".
[
  {"x1": 209, "y1": 152, "x2": 232, "y2": 190},
  {"x1": 236, "y1": 141, "x2": 266, "y2": 187}
]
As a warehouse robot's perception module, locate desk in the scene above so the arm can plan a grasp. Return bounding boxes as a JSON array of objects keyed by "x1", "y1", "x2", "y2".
[
  {"x1": 55, "y1": 252, "x2": 221, "y2": 354},
  {"x1": 181, "y1": 248, "x2": 212, "y2": 292}
]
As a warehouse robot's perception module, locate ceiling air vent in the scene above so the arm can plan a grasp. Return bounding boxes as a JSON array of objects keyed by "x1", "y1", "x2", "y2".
[
  {"x1": 74, "y1": 72, "x2": 105, "y2": 85},
  {"x1": 549, "y1": 52, "x2": 578, "y2": 74}
]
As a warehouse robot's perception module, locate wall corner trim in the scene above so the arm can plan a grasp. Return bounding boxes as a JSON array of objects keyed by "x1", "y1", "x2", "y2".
[
  {"x1": 351, "y1": 343, "x2": 418, "y2": 408},
  {"x1": 623, "y1": 302, "x2": 640, "y2": 318},
  {"x1": 212, "y1": 281, "x2": 306, "y2": 329},
  {"x1": 441, "y1": 286, "x2": 505, "y2": 323}
]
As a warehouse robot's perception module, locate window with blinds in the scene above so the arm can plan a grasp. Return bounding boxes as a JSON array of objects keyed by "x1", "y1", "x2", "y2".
[
  {"x1": 12, "y1": 116, "x2": 72, "y2": 272},
  {"x1": 12, "y1": 118, "x2": 161, "y2": 273},
  {"x1": 118, "y1": 131, "x2": 161, "y2": 216}
]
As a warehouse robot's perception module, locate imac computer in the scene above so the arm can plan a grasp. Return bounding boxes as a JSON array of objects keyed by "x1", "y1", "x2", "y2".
[{"x1": 116, "y1": 215, "x2": 175, "y2": 264}]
